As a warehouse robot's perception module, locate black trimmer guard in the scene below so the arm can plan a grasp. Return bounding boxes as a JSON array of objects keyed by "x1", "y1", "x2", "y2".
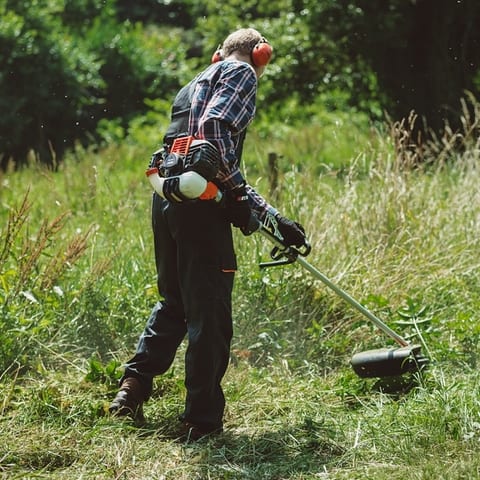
[{"x1": 350, "y1": 345, "x2": 429, "y2": 378}]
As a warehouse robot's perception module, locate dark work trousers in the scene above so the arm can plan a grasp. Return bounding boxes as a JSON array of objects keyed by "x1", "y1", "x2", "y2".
[{"x1": 121, "y1": 193, "x2": 236, "y2": 430}]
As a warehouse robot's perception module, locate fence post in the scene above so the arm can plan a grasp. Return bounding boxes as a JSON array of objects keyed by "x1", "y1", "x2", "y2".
[{"x1": 268, "y1": 152, "x2": 278, "y2": 200}]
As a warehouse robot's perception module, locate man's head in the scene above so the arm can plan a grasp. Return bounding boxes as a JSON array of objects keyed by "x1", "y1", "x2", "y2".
[{"x1": 213, "y1": 28, "x2": 272, "y2": 78}]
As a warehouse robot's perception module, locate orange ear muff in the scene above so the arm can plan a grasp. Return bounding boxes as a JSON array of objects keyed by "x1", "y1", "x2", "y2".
[
  {"x1": 251, "y1": 40, "x2": 273, "y2": 67},
  {"x1": 211, "y1": 46, "x2": 224, "y2": 63}
]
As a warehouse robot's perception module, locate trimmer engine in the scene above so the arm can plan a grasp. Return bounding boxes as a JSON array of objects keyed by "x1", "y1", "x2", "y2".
[{"x1": 153, "y1": 136, "x2": 220, "y2": 182}]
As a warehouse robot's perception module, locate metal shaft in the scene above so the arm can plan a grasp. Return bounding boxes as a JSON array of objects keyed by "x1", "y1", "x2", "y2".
[
  {"x1": 258, "y1": 227, "x2": 409, "y2": 348},
  {"x1": 295, "y1": 255, "x2": 408, "y2": 347}
]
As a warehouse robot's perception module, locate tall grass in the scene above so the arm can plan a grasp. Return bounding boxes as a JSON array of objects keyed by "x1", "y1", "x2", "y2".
[
  {"x1": 232, "y1": 104, "x2": 480, "y2": 374},
  {"x1": 1, "y1": 103, "x2": 480, "y2": 478}
]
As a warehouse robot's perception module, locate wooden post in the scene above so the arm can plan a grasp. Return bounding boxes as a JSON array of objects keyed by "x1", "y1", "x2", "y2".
[{"x1": 268, "y1": 152, "x2": 278, "y2": 200}]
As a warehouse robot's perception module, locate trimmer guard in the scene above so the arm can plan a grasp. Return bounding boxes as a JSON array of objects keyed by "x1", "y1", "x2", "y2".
[{"x1": 350, "y1": 345, "x2": 429, "y2": 378}]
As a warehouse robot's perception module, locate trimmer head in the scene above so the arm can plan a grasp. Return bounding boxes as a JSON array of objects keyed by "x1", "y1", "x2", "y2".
[{"x1": 350, "y1": 345, "x2": 429, "y2": 378}]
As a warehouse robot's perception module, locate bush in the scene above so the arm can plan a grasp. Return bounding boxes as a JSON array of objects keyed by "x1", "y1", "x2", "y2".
[
  {"x1": 0, "y1": 0, "x2": 104, "y2": 167},
  {"x1": 0, "y1": 0, "x2": 190, "y2": 167}
]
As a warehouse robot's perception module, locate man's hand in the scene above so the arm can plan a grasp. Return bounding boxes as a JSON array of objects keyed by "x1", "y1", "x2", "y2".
[{"x1": 275, "y1": 214, "x2": 306, "y2": 247}]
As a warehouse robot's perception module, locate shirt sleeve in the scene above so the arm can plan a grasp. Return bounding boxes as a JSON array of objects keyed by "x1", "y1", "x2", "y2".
[
  {"x1": 245, "y1": 184, "x2": 278, "y2": 220},
  {"x1": 191, "y1": 61, "x2": 257, "y2": 190},
  {"x1": 190, "y1": 61, "x2": 276, "y2": 219}
]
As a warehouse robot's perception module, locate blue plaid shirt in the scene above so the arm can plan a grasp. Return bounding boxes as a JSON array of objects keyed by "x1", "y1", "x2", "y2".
[{"x1": 188, "y1": 60, "x2": 276, "y2": 219}]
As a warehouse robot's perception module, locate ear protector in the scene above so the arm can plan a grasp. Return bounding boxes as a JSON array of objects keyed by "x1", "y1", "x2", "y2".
[
  {"x1": 211, "y1": 38, "x2": 273, "y2": 67},
  {"x1": 211, "y1": 46, "x2": 224, "y2": 64},
  {"x1": 250, "y1": 38, "x2": 272, "y2": 67}
]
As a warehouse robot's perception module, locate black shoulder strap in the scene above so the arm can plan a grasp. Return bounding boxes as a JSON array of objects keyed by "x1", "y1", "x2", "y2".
[
  {"x1": 162, "y1": 78, "x2": 198, "y2": 148},
  {"x1": 235, "y1": 129, "x2": 247, "y2": 162}
]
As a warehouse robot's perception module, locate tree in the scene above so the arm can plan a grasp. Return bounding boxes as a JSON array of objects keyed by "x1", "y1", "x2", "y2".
[
  {"x1": 0, "y1": 0, "x2": 189, "y2": 168},
  {"x1": 3, "y1": 0, "x2": 479, "y2": 168},
  {"x1": 0, "y1": 0, "x2": 104, "y2": 167},
  {"x1": 366, "y1": 0, "x2": 480, "y2": 133},
  {"x1": 194, "y1": 0, "x2": 385, "y2": 120},
  {"x1": 304, "y1": 0, "x2": 480, "y2": 132}
]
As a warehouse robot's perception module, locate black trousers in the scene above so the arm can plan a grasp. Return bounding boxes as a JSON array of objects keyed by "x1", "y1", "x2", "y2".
[{"x1": 121, "y1": 193, "x2": 236, "y2": 429}]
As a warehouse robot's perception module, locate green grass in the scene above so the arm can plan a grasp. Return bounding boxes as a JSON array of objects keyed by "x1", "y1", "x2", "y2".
[
  {"x1": 1, "y1": 360, "x2": 480, "y2": 479},
  {"x1": 1, "y1": 109, "x2": 480, "y2": 478}
]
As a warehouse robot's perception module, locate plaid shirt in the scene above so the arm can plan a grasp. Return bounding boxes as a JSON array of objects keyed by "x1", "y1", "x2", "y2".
[{"x1": 188, "y1": 60, "x2": 276, "y2": 219}]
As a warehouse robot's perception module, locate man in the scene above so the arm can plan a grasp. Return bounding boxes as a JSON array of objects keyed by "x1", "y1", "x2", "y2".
[{"x1": 109, "y1": 28, "x2": 307, "y2": 441}]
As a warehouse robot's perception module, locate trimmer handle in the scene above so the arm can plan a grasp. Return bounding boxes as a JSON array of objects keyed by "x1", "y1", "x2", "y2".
[{"x1": 258, "y1": 225, "x2": 311, "y2": 268}]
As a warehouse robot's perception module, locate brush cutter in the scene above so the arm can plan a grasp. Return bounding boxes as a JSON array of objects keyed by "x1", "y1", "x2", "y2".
[
  {"x1": 257, "y1": 219, "x2": 429, "y2": 378},
  {"x1": 145, "y1": 163, "x2": 428, "y2": 378}
]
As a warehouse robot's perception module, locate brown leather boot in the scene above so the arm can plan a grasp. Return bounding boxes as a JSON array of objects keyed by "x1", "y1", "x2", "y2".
[{"x1": 109, "y1": 377, "x2": 145, "y2": 422}]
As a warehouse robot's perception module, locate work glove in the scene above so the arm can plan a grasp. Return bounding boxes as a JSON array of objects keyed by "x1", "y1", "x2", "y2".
[
  {"x1": 225, "y1": 185, "x2": 260, "y2": 236},
  {"x1": 275, "y1": 214, "x2": 306, "y2": 247}
]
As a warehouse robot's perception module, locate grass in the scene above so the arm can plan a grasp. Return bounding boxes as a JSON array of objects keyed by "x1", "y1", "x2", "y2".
[
  {"x1": 1, "y1": 105, "x2": 480, "y2": 478},
  {"x1": 1, "y1": 359, "x2": 480, "y2": 479}
]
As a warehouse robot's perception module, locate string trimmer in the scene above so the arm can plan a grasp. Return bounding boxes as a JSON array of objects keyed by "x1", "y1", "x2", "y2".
[
  {"x1": 257, "y1": 216, "x2": 429, "y2": 378},
  {"x1": 145, "y1": 142, "x2": 428, "y2": 378}
]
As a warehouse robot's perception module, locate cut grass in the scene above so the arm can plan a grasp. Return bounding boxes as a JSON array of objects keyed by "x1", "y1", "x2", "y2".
[{"x1": 1, "y1": 356, "x2": 480, "y2": 479}]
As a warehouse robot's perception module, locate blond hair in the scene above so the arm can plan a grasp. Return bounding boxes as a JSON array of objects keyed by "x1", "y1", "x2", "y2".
[{"x1": 221, "y1": 28, "x2": 264, "y2": 57}]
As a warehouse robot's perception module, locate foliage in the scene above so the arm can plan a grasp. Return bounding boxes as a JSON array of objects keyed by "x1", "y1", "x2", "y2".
[
  {"x1": 350, "y1": 0, "x2": 480, "y2": 133},
  {"x1": 84, "y1": 20, "x2": 189, "y2": 125},
  {"x1": 0, "y1": 0, "x2": 189, "y2": 167},
  {"x1": 0, "y1": 0, "x2": 104, "y2": 167},
  {"x1": 115, "y1": 0, "x2": 204, "y2": 28},
  {"x1": 193, "y1": 0, "x2": 384, "y2": 119},
  {"x1": 2, "y1": 0, "x2": 480, "y2": 167}
]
